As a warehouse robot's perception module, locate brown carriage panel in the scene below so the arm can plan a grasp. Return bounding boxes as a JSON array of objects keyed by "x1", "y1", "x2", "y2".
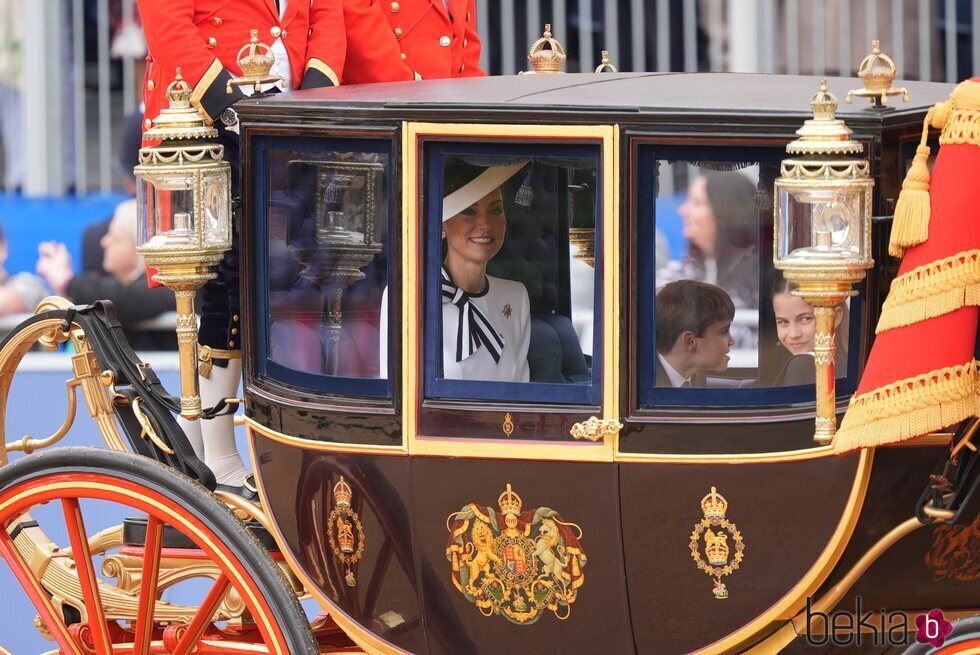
[
  {"x1": 251, "y1": 433, "x2": 426, "y2": 654},
  {"x1": 829, "y1": 446, "x2": 980, "y2": 614},
  {"x1": 418, "y1": 404, "x2": 596, "y2": 441},
  {"x1": 247, "y1": 391, "x2": 401, "y2": 446},
  {"x1": 621, "y1": 416, "x2": 819, "y2": 455},
  {"x1": 410, "y1": 458, "x2": 632, "y2": 655},
  {"x1": 621, "y1": 453, "x2": 860, "y2": 655}
]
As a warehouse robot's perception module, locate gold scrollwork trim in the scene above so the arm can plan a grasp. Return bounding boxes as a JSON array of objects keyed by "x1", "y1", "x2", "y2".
[
  {"x1": 877, "y1": 249, "x2": 980, "y2": 333},
  {"x1": 834, "y1": 360, "x2": 980, "y2": 453},
  {"x1": 138, "y1": 144, "x2": 224, "y2": 166},
  {"x1": 570, "y1": 416, "x2": 622, "y2": 441},
  {"x1": 939, "y1": 107, "x2": 980, "y2": 146},
  {"x1": 779, "y1": 160, "x2": 869, "y2": 179}
]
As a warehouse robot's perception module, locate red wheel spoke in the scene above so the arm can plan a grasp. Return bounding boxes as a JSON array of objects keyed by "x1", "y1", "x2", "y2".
[
  {"x1": 173, "y1": 573, "x2": 231, "y2": 655},
  {"x1": 132, "y1": 515, "x2": 164, "y2": 655},
  {"x1": 60, "y1": 498, "x2": 113, "y2": 655},
  {"x1": 0, "y1": 527, "x2": 84, "y2": 655}
]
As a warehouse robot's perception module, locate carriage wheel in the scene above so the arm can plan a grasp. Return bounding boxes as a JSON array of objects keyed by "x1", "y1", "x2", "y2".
[{"x1": 0, "y1": 447, "x2": 319, "y2": 654}]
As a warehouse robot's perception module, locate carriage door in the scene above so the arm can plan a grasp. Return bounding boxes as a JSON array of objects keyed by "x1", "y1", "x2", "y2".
[{"x1": 403, "y1": 123, "x2": 618, "y2": 462}]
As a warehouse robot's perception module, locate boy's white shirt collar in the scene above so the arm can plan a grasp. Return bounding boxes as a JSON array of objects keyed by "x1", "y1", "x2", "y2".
[{"x1": 657, "y1": 353, "x2": 690, "y2": 388}]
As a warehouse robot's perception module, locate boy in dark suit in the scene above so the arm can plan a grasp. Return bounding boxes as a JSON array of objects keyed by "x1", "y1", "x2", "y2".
[{"x1": 655, "y1": 280, "x2": 735, "y2": 388}]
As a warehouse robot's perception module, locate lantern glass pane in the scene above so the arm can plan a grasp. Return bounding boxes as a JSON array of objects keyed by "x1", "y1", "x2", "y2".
[
  {"x1": 139, "y1": 173, "x2": 197, "y2": 250},
  {"x1": 135, "y1": 176, "x2": 152, "y2": 249},
  {"x1": 778, "y1": 186, "x2": 866, "y2": 263},
  {"x1": 202, "y1": 169, "x2": 232, "y2": 249}
]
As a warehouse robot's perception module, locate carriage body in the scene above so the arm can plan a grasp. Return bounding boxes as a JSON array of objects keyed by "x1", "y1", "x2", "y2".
[{"x1": 225, "y1": 72, "x2": 975, "y2": 655}]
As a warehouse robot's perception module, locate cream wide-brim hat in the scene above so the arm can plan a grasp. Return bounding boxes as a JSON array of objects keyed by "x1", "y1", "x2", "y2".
[{"x1": 442, "y1": 161, "x2": 527, "y2": 222}]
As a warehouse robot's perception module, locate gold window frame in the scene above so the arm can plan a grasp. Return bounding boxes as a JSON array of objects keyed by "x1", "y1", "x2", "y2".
[{"x1": 401, "y1": 122, "x2": 619, "y2": 462}]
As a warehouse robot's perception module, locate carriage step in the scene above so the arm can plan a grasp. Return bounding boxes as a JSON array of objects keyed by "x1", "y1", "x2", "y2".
[{"x1": 122, "y1": 516, "x2": 279, "y2": 551}]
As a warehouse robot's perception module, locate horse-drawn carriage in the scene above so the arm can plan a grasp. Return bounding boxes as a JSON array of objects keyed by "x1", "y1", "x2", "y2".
[{"x1": 0, "y1": 38, "x2": 978, "y2": 655}]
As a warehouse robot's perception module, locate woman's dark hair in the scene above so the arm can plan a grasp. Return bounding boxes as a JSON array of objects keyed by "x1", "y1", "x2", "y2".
[
  {"x1": 690, "y1": 171, "x2": 759, "y2": 261},
  {"x1": 771, "y1": 270, "x2": 794, "y2": 298}
]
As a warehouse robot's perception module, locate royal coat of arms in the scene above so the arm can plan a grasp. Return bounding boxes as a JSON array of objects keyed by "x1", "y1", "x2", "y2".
[
  {"x1": 446, "y1": 484, "x2": 587, "y2": 625},
  {"x1": 689, "y1": 486, "x2": 745, "y2": 599},
  {"x1": 327, "y1": 476, "x2": 364, "y2": 587}
]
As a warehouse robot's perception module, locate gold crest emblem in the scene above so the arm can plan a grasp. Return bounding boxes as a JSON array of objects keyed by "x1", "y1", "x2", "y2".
[
  {"x1": 327, "y1": 476, "x2": 365, "y2": 587},
  {"x1": 689, "y1": 486, "x2": 745, "y2": 599},
  {"x1": 446, "y1": 484, "x2": 587, "y2": 624},
  {"x1": 502, "y1": 412, "x2": 515, "y2": 437},
  {"x1": 502, "y1": 303, "x2": 512, "y2": 318}
]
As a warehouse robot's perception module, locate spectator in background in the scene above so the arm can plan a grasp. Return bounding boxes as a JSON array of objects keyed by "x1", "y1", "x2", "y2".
[
  {"x1": 0, "y1": 224, "x2": 47, "y2": 315},
  {"x1": 35, "y1": 199, "x2": 176, "y2": 350},
  {"x1": 0, "y1": 1, "x2": 24, "y2": 192},
  {"x1": 80, "y1": 110, "x2": 145, "y2": 274},
  {"x1": 656, "y1": 171, "x2": 760, "y2": 351}
]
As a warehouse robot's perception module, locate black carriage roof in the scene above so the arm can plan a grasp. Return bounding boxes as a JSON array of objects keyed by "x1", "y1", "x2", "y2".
[{"x1": 238, "y1": 72, "x2": 952, "y2": 127}]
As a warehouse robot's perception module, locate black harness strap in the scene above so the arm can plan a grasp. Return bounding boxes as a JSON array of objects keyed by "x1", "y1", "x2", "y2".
[{"x1": 27, "y1": 304, "x2": 216, "y2": 490}]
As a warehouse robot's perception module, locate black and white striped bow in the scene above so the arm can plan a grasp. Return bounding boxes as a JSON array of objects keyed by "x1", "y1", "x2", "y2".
[{"x1": 441, "y1": 266, "x2": 505, "y2": 364}]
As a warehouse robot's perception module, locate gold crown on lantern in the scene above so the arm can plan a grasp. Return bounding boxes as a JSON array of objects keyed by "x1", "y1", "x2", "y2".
[
  {"x1": 498, "y1": 484, "x2": 523, "y2": 516},
  {"x1": 333, "y1": 476, "x2": 353, "y2": 508},
  {"x1": 142, "y1": 69, "x2": 218, "y2": 143},
  {"x1": 809, "y1": 79, "x2": 838, "y2": 120},
  {"x1": 700, "y1": 487, "x2": 728, "y2": 520},
  {"x1": 165, "y1": 70, "x2": 193, "y2": 108},
  {"x1": 527, "y1": 24, "x2": 566, "y2": 74}
]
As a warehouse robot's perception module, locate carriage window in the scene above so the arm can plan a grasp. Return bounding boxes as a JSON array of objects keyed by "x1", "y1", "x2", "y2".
[
  {"x1": 423, "y1": 144, "x2": 602, "y2": 405},
  {"x1": 257, "y1": 138, "x2": 390, "y2": 397},
  {"x1": 637, "y1": 149, "x2": 858, "y2": 407}
]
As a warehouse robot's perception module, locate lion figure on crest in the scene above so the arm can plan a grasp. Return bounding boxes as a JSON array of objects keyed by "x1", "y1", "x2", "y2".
[{"x1": 463, "y1": 520, "x2": 501, "y2": 594}]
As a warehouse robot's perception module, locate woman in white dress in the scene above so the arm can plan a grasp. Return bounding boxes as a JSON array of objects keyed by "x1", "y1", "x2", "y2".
[
  {"x1": 379, "y1": 160, "x2": 531, "y2": 382},
  {"x1": 439, "y1": 160, "x2": 531, "y2": 382}
]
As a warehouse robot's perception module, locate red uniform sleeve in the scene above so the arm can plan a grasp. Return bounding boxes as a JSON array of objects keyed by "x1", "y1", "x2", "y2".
[
  {"x1": 302, "y1": 0, "x2": 347, "y2": 88},
  {"x1": 340, "y1": 0, "x2": 416, "y2": 84},
  {"x1": 459, "y1": 0, "x2": 484, "y2": 77},
  {"x1": 137, "y1": 0, "x2": 244, "y2": 123}
]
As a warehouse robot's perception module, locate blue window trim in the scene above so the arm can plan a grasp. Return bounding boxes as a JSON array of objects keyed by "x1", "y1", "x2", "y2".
[
  {"x1": 253, "y1": 135, "x2": 392, "y2": 398},
  {"x1": 635, "y1": 145, "x2": 861, "y2": 408},
  {"x1": 423, "y1": 141, "x2": 603, "y2": 405}
]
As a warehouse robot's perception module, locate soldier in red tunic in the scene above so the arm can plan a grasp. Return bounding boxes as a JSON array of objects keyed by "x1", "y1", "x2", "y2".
[
  {"x1": 136, "y1": 0, "x2": 346, "y2": 493},
  {"x1": 341, "y1": 0, "x2": 484, "y2": 83},
  {"x1": 138, "y1": 0, "x2": 346, "y2": 134}
]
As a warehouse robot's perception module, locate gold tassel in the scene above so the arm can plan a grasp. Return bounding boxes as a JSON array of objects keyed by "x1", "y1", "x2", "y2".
[{"x1": 888, "y1": 101, "x2": 952, "y2": 258}]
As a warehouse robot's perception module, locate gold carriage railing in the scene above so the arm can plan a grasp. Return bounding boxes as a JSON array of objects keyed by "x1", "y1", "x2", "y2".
[{"x1": 0, "y1": 296, "x2": 308, "y2": 636}]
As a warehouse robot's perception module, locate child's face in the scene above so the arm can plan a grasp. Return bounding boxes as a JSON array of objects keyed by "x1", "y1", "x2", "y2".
[
  {"x1": 693, "y1": 319, "x2": 734, "y2": 372},
  {"x1": 773, "y1": 291, "x2": 815, "y2": 355}
]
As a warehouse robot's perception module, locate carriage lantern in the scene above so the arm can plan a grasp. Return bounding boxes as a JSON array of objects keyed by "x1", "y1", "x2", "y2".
[
  {"x1": 134, "y1": 69, "x2": 232, "y2": 420},
  {"x1": 774, "y1": 80, "x2": 874, "y2": 444}
]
